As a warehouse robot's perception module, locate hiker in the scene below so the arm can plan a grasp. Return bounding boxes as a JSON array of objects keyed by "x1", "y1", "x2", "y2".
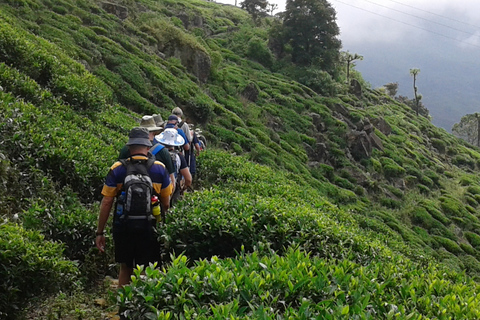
[
  {"x1": 155, "y1": 128, "x2": 192, "y2": 206},
  {"x1": 96, "y1": 127, "x2": 172, "y2": 288},
  {"x1": 172, "y1": 107, "x2": 192, "y2": 150},
  {"x1": 164, "y1": 115, "x2": 190, "y2": 152},
  {"x1": 185, "y1": 122, "x2": 202, "y2": 181},
  {"x1": 119, "y1": 115, "x2": 176, "y2": 194}
]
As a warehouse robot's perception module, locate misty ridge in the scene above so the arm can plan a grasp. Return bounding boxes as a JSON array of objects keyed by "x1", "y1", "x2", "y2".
[{"x1": 337, "y1": 0, "x2": 480, "y2": 133}]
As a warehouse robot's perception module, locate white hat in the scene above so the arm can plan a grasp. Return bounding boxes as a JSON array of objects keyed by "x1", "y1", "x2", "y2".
[{"x1": 155, "y1": 128, "x2": 185, "y2": 146}]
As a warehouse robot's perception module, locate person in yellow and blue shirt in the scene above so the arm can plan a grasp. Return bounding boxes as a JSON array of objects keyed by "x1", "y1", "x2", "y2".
[{"x1": 95, "y1": 127, "x2": 172, "y2": 288}]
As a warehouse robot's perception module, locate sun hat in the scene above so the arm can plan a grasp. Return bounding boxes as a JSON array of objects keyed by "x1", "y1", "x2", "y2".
[
  {"x1": 140, "y1": 115, "x2": 163, "y2": 132},
  {"x1": 155, "y1": 128, "x2": 185, "y2": 147},
  {"x1": 126, "y1": 127, "x2": 152, "y2": 147},
  {"x1": 152, "y1": 114, "x2": 164, "y2": 127}
]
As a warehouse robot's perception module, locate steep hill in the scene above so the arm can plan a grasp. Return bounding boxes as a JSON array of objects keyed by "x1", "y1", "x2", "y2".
[{"x1": 2, "y1": 0, "x2": 480, "y2": 318}]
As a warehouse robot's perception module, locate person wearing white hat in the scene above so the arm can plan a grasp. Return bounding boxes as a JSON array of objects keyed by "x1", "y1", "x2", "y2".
[{"x1": 156, "y1": 128, "x2": 192, "y2": 206}]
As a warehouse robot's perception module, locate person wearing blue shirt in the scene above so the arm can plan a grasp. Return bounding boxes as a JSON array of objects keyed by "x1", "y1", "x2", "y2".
[{"x1": 164, "y1": 115, "x2": 190, "y2": 152}]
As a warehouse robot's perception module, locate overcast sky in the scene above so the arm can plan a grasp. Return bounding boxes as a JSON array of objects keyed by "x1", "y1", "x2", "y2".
[{"x1": 214, "y1": 0, "x2": 480, "y2": 129}]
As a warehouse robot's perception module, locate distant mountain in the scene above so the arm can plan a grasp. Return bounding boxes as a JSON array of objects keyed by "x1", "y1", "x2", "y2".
[{"x1": 343, "y1": 34, "x2": 480, "y2": 131}]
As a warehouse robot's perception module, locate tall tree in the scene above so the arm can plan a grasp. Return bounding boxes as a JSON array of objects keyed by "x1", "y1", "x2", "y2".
[
  {"x1": 241, "y1": 0, "x2": 268, "y2": 22},
  {"x1": 267, "y1": 3, "x2": 278, "y2": 15},
  {"x1": 282, "y1": 0, "x2": 341, "y2": 73},
  {"x1": 342, "y1": 51, "x2": 363, "y2": 83},
  {"x1": 410, "y1": 68, "x2": 420, "y2": 116}
]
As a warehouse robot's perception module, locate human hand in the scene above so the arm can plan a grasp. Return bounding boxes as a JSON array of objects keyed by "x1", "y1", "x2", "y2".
[{"x1": 96, "y1": 234, "x2": 105, "y2": 253}]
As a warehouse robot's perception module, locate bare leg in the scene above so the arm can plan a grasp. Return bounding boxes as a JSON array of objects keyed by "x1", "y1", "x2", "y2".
[{"x1": 118, "y1": 263, "x2": 133, "y2": 288}]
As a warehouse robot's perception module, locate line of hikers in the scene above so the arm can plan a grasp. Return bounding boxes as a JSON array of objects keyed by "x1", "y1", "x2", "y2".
[{"x1": 95, "y1": 107, "x2": 204, "y2": 294}]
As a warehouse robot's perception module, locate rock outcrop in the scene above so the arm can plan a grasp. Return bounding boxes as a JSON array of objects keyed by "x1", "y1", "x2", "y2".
[
  {"x1": 101, "y1": 2, "x2": 128, "y2": 20},
  {"x1": 162, "y1": 44, "x2": 211, "y2": 83}
]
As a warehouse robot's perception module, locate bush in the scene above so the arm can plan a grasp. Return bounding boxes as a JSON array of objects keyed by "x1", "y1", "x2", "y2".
[
  {"x1": 0, "y1": 223, "x2": 79, "y2": 319},
  {"x1": 246, "y1": 37, "x2": 273, "y2": 68},
  {"x1": 433, "y1": 236, "x2": 463, "y2": 254},
  {"x1": 467, "y1": 185, "x2": 480, "y2": 195},
  {"x1": 465, "y1": 231, "x2": 480, "y2": 249},
  {"x1": 120, "y1": 247, "x2": 480, "y2": 319},
  {"x1": 431, "y1": 138, "x2": 446, "y2": 153},
  {"x1": 382, "y1": 162, "x2": 405, "y2": 179}
]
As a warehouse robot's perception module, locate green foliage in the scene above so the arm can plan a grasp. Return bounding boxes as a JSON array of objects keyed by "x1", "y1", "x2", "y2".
[
  {"x1": 467, "y1": 185, "x2": 480, "y2": 195},
  {"x1": 281, "y1": 0, "x2": 341, "y2": 73},
  {"x1": 3, "y1": 0, "x2": 480, "y2": 317},
  {"x1": 465, "y1": 231, "x2": 480, "y2": 249},
  {"x1": 0, "y1": 223, "x2": 79, "y2": 319},
  {"x1": 246, "y1": 37, "x2": 273, "y2": 68},
  {"x1": 440, "y1": 196, "x2": 468, "y2": 218},
  {"x1": 120, "y1": 248, "x2": 480, "y2": 319},
  {"x1": 433, "y1": 236, "x2": 463, "y2": 254}
]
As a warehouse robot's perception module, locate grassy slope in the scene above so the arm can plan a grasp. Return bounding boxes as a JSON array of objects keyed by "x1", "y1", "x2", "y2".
[{"x1": 1, "y1": 0, "x2": 480, "y2": 318}]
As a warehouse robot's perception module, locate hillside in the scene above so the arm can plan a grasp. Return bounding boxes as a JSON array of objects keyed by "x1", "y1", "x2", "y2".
[{"x1": 2, "y1": 0, "x2": 480, "y2": 318}]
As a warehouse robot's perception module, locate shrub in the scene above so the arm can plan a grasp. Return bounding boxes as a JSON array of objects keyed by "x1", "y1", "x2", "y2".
[
  {"x1": 380, "y1": 197, "x2": 401, "y2": 209},
  {"x1": 440, "y1": 196, "x2": 468, "y2": 218},
  {"x1": 246, "y1": 37, "x2": 273, "y2": 68},
  {"x1": 118, "y1": 247, "x2": 480, "y2": 319},
  {"x1": 381, "y1": 161, "x2": 405, "y2": 179},
  {"x1": 453, "y1": 155, "x2": 475, "y2": 169},
  {"x1": 0, "y1": 223, "x2": 79, "y2": 319},
  {"x1": 465, "y1": 231, "x2": 480, "y2": 249},
  {"x1": 460, "y1": 243, "x2": 476, "y2": 255},
  {"x1": 433, "y1": 236, "x2": 463, "y2": 254},
  {"x1": 419, "y1": 175, "x2": 434, "y2": 188},
  {"x1": 467, "y1": 185, "x2": 480, "y2": 195}
]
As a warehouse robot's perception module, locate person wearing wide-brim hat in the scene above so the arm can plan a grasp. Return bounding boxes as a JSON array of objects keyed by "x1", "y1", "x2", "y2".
[
  {"x1": 156, "y1": 128, "x2": 192, "y2": 206},
  {"x1": 164, "y1": 115, "x2": 190, "y2": 152},
  {"x1": 118, "y1": 116, "x2": 176, "y2": 193}
]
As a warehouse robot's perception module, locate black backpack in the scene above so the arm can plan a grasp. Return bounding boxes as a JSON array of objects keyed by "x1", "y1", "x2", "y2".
[{"x1": 114, "y1": 157, "x2": 156, "y2": 232}]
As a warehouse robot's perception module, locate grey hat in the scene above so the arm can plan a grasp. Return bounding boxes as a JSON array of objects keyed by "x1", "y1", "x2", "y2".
[
  {"x1": 126, "y1": 127, "x2": 152, "y2": 146},
  {"x1": 172, "y1": 107, "x2": 183, "y2": 117},
  {"x1": 152, "y1": 114, "x2": 164, "y2": 127},
  {"x1": 155, "y1": 128, "x2": 185, "y2": 147},
  {"x1": 140, "y1": 115, "x2": 163, "y2": 132}
]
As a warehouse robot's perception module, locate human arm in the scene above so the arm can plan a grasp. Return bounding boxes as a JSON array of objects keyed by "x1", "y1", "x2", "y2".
[
  {"x1": 96, "y1": 196, "x2": 114, "y2": 253},
  {"x1": 169, "y1": 173, "x2": 176, "y2": 194},
  {"x1": 180, "y1": 167, "x2": 192, "y2": 189},
  {"x1": 152, "y1": 162, "x2": 173, "y2": 211},
  {"x1": 178, "y1": 154, "x2": 192, "y2": 189}
]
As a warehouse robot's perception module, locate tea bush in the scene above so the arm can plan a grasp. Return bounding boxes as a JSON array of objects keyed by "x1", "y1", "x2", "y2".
[
  {"x1": 0, "y1": 223, "x2": 79, "y2": 319},
  {"x1": 120, "y1": 247, "x2": 480, "y2": 319}
]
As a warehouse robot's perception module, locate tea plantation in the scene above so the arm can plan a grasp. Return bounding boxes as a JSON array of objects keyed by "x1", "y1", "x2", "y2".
[{"x1": 1, "y1": 0, "x2": 480, "y2": 318}]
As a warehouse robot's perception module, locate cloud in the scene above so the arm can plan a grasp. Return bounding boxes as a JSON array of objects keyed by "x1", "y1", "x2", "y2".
[{"x1": 332, "y1": 0, "x2": 480, "y2": 47}]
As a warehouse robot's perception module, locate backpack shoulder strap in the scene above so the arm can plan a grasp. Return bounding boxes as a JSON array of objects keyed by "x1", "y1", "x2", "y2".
[
  {"x1": 146, "y1": 157, "x2": 156, "y2": 171},
  {"x1": 178, "y1": 121, "x2": 184, "y2": 129},
  {"x1": 149, "y1": 143, "x2": 164, "y2": 156}
]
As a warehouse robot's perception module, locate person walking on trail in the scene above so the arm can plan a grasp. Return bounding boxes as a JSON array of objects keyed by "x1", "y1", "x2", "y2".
[
  {"x1": 119, "y1": 115, "x2": 176, "y2": 194},
  {"x1": 164, "y1": 115, "x2": 190, "y2": 152},
  {"x1": 172, "y1": 107, "x2": 192, "y2": 150},
  {"x1": 156, "y1": 128, "x2": 192, "y2": 206},
  {"x1": 96, "y1": 127, "x2": 172, "y2": 288},
  {"x1": 186, "y1": 123, "x2": 202, "y2": 181}
]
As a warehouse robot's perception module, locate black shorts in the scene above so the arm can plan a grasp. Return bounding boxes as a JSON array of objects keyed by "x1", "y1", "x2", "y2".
[{"x1": 113, "y1": 230, "x2": 161, "y2": 268}]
